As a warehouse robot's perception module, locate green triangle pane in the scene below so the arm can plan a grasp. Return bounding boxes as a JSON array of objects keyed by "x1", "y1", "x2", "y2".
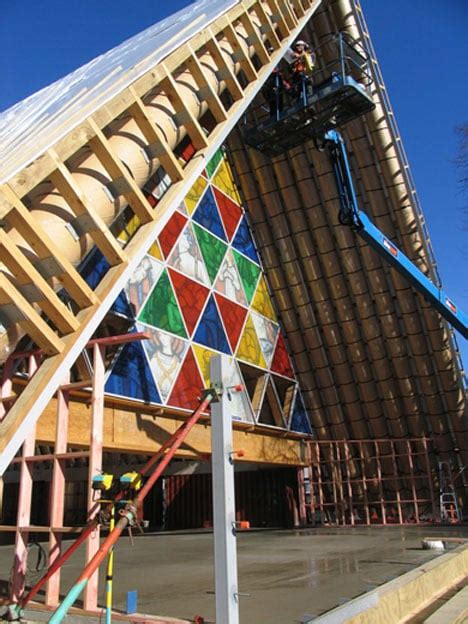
[
  {"x1": 206, "y1": 148, "x2": 224, "y2": 178},
  {"x1": 193, "y1": 223, "x2": 227, "y2": 284},
  {"x1": 138, "y1": 270, "x2": 187, "y2": 338},
  {"x1": 233, "y1": 249, "x2": 261, "y2": 304}
]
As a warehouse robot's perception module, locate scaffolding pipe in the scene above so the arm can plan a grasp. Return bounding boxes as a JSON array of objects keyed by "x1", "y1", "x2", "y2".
[{"x1": 48, "y1": 391, "x2": 214, "y2": 624}]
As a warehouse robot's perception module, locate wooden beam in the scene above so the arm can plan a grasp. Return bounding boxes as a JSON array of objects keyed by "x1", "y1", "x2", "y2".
[
  {"x1": 205, "y1": 32, "x2": 244, "y2": 102},
  {"x1": 0, "y1": 231, "x2": 79, "y2": 335},
  {"x1": 252, "y1": 1, "x2": 281, "y2": 50},
  {"x1": 48, "y1": 152, "x2": 127, "y2": 267},
  {"x1": 160, "y1": 66, "x2": 209, "y2": 150},
  {"x1": 0, "y1": 185, "x2": 96, "y2": 309},
  {"x1": 88, "y1": 119, "x2": 155, "y2": 224},
  {"x1": 184, "y1": 52, "x2": 228, "y2": 124},
  {"x1": 222, "y1": 24, "x2": 258, "y2": 82},
  {"x1": 126, "y1": 88, "x2": 185, "y2": 182},
  {"x1": 277, "y1": 0, "x2": 298, "y2": 28},
  {"x1": 238, "y1": 10, "x2": 271, "y2": 65},
  {"x1": 264, "y1": 0, "x2": 291, "y2": 39},
  {"x1": 0, "y1": 274, "x2": 64, "y2": 355}
]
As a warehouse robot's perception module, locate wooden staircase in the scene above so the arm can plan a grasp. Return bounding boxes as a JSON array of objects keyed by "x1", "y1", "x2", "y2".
[{"x1": 0, "y1": 0, "x2": 322, "y2": 473}]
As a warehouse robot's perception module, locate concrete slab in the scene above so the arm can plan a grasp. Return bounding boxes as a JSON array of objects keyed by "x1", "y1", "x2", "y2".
[{"x1": 0, "y1": 525, "x2": 467, "y2": 623}]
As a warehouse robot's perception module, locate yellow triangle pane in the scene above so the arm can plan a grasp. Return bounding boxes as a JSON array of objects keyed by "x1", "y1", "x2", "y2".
[
  {"x1": 251, "y1": 276, "x2": 276, "y2": 321},
  {"x1": 236, "y1": 315, "x2": 267, "y2": 369},
  {"x1": 184, "y1": 176, "x2": 208, "y2": 215},
  {"x1": 147, "y1": 240, "x2": 163, "y2": 260},
  {"x1": 193, "y1": 344, "x2": 217, "y2": 388},
  {"x1": 212, "y1": 160, "x2": 241, "y2": 205}
]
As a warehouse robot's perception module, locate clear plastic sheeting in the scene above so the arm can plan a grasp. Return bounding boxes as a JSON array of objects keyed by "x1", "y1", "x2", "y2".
[{"x1": 0, "y1": 0, "x2": 237, "y2": 184}]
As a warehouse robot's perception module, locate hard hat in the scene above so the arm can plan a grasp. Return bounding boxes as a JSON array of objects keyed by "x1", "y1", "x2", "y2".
[{"x1": 294, "y1": 40, "x2": 309, "y2": 49}]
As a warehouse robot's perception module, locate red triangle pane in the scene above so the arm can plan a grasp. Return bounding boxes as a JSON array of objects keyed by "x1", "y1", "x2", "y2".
[
  {"x1": 213, "y1": 187, "x2": 243, "y2": 242},
  {"x1": 167, "y1": 348, "x2": 204, "y2": 411},
  {"x1": 271, "y1": 332, "x2": 295, "y2": 379},
  {"x1": 158, "y1": 212, "x2": 187, "y2": 258},
  {"x1": 168, "y1": 268, "x2": 210, "y2": 335},
  {"x1": 214, "y1": 293, "x2": 248, "y2": 352}
]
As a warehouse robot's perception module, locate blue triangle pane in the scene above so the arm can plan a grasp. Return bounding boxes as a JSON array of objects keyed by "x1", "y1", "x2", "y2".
[
  {"x1": 105, "y1": 338, "x2": 161, "y2": 403},
  {"x1": 192, "y1": 296, "x2": 231, "y2": 354},
  {"x1": 79, "y1": 248, "x2": 133, "y2": 319},
  {"x1": 231, "y1": 216, "x2": 259, "y2": 264},
  {"x1": 290, "y1": 392, "x2": 312, "y2": 434},
  {"x1": 192, "y1": 187, "x2": 227, "y2": 241}
]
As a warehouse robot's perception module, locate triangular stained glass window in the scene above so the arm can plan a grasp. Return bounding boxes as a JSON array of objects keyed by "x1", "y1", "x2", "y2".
[
  {"x1": 214, "y1": 293, "x2": 248, "y2": 353},
  {"x1": 251, "y1": 311, "x2": 279, "y2": 368},
  {"x1": 206, "y1": 148, "x2": 224, "y2": 178},
  {"x1": 192, "y1": 187, "x2": 227, "y2": 241},
  {"x1": 290, "y1": 391, "x2": 312, "y2": 434},
  {"x1": 193, "y1": 223, "x2": 227, "y2": 284},
  {"x1": 184, "y1": 176, "x2": 208, "y2": 215},
  {"x1": 192, "y1": 295, "x2": 231, "y2": 354},
  {"x1": 142, "y1": 325, "x2": 188, "y2": 402},
  {"x1": 214, "y1": 249, "x2": 247, "y2": 306},
  {"x1": 270, "y1": 332, "x2": 295, "y2": 379},
  {"x1": 167, "y1": 347, "x2": 205, "y2": 411},
  {"x1": 168, "y1": 268, "x2": 210, "y2": 336},
  {"x1": 236, "y1": 314, "x2": 267, "y2": 369},
  {"x1": 251, "y1": 275, "x2": 276, "y2": 321},
  {"x1": 105, "y1": 338, "x2": 161, "y2": 404},
  {"x1": 212, "y1": 159, "x2": 242, "y2": 204},
  {"x1": 158, "y1": 211, "x2": 187, "y2": 258},
  {"x1": 167, "y1": 222, "x2": 210, "y2": 286},
  {"x1": 231, "y1": 216, "x2": 259, "y2": 264},
  {"x1": 212, "y1": 187, "x2": 242, "y2": 242},
  {"x1": 138, "y1": 270, "x2": 187, "y2": 338},
  {"x1": 232, "y1": 250, "x2": 261, "y2": 304}
]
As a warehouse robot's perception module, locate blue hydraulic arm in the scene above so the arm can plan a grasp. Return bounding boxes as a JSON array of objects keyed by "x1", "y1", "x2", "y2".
[{"x1": 324, "y1": 129, "x2": 468, "y2": 339}]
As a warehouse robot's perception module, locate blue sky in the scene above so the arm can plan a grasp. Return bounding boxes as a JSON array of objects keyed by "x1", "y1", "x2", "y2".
[{"x1": 1, "y1": 0, "x2": 466, "y2": 365}]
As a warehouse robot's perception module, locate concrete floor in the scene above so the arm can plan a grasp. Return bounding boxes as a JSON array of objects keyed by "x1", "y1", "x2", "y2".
[{"x1": 1, "y1": 525, "x2": 467, "y2": 623}]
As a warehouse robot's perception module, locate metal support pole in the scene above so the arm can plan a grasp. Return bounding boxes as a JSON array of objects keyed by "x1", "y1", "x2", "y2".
[{"x1": 210, "y1": 355, "x2": 239, "y2": 624}]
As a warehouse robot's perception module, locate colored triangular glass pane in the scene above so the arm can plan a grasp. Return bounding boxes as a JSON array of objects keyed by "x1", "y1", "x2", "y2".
[
  {"x1": 290, "y1": 391, "x2": 312, "y2": 434},
  {"x1": 192, "y1": 187, "x2": 227, "y2": 241},
  {"x1": 192, "y1": 295, "x2": 231, "y2": 354},
  {"x1": 158, "y1": 211, "x2": 187, "y2": 258},
  {"x1": 231, "y1": 216, "x2": 259, "y2": 264},
  {"x1": 212, "y1": 160, "x2": 241, "y2": 204},
  {"x1": 167, "y1": 347, "x2": 204, "y2": 411},
  {"x1": 193, "y1": 344, "x2": 216, "y2": 387},
  {"x1": 184, "y1": 176, "x2": 208, "y2": 215},
  {"x1": 125, "y1": 255, "x2": 164, "y2": 317},
  {"x1": 232, "y1": 250, "x2": 261, "y2": 304},
  {"x1": 251, "y1": 311, "x2": 279, "y2": 367},
  {"x1": 105, "y1": 338, "x2": 161, "y2": 404},
  {"x1": 212, "y1": 187, "x2": 242, "y2": 242},
  {"x1": 214, "y1": 293, "x2": 248, "y2": 352},
  {"x1": 236, "y1": 314, "x2": 267, "y2": 369},
  {"x1": 214, "y1": 249, "x2": 247, "y2": 306},
  {"x1": 117, "y1": 212, "x2": 140, "y2": 244},
  {"x1": 168, "y1": 268, "x2": 210, "y2": 335},
  {"x1": 193, "y1": 223, "x2": 228, "y2": 284},
  {"x1": 206, "y1": 148, "x2": 224, "y2": 178},
  {"x1": 251, "y1": 275, "x2": 276, "y2": 321},
  {"x1": 138, "y1": 270, "x2": 187, "y2": 338},
  {"x1": 270, "y1": 332, "x2": 295, "y2": 379},
  {"x1": 141, "y1": 325, "x2": 188, "y2": 402},
  {"x1": 167, "y1": 222, "x2": 210, "y2": 286}
]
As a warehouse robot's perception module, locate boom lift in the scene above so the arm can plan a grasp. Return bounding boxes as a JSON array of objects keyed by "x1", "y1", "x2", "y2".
[{"x1": 245, "y1": 33, "x2": 468, "y2": 339}]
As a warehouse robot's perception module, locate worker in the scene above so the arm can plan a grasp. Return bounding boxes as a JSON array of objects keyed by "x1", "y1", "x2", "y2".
[
  {"x1": 288, "y1": 39, "x2": 315, "y2": 103},
  {"x1": 261, "y1": 64, "x2": 292, "y2": 119}
]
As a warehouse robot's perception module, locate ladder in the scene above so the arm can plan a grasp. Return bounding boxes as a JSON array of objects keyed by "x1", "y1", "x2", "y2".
[{"x1": 438, "y1": 461, "x2": 461, "y2": 523}]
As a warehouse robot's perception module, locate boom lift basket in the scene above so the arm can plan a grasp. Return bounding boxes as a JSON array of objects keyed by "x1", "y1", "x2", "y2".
[{"x1": 244, "y1": 32, "x2": 375, "y2": 156}]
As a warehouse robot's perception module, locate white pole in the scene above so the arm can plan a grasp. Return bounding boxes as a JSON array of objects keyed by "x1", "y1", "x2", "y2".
[{"x1": 210, "y1": 354, "x2": 239, "y2": 624}]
